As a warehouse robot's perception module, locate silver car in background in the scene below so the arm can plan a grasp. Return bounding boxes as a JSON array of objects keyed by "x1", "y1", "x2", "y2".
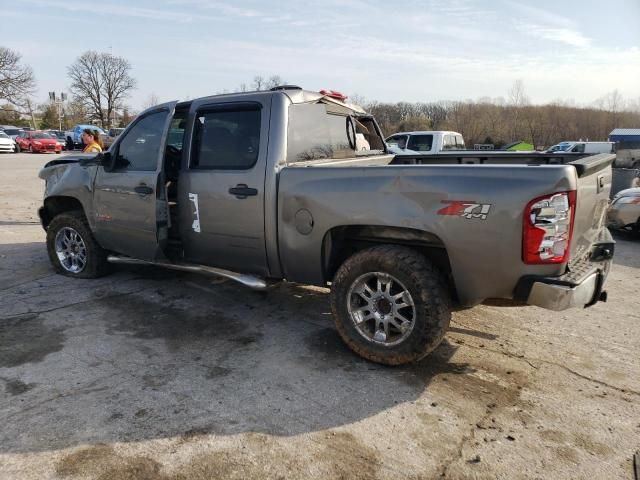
[{"x1": 608, "y1": 187, "x2": 640, "y2": 233}]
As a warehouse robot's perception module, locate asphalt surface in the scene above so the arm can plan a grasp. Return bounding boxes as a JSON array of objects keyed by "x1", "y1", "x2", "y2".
[{"x1": 0, "y1": 152, "x2": 639, "y2": 479}]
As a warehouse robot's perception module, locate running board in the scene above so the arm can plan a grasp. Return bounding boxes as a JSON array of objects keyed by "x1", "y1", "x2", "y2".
[{"x1": 106, "y1": 255, "x2": 268, "y2": 290}]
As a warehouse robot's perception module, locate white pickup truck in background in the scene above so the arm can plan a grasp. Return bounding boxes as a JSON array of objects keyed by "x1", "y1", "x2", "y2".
[{"x1": 385, "y1": 131, "x2": 465, "y2": 154}]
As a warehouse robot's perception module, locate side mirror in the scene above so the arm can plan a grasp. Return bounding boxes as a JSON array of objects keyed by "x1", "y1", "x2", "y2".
[{"x1": 101, "y1": 151, "x2": 117, "y2": 172}]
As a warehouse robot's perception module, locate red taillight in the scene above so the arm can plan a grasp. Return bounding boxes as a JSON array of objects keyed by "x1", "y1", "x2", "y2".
[
  {"x1": 522, "y1": 191, "x2": 576, "y2": 264},
  {"x1": 320, "y1": 89, "x2": 348, "y2": 101}
]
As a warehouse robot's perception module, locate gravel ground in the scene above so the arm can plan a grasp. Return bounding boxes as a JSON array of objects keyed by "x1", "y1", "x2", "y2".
[{"x1": 0, "y1": 152, "x2": 638, "y2": 480}]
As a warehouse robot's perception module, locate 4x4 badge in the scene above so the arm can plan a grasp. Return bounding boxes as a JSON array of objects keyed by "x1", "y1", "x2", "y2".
[{"x1": 438, "y1": 201, "x2": 492, "y2": 220}]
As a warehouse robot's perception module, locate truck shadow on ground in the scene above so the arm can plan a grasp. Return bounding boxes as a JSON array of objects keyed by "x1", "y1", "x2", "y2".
[{"x1": 0, "y1": 253, "x2": 475, "y2": 454}]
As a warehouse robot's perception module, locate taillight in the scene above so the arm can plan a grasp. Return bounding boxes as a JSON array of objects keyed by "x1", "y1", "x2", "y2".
[{"x1": 523, "y1": 191, "x2": 576, "y2": 264}]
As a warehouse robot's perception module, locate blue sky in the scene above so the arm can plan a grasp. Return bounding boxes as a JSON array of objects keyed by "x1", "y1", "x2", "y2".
[{"x1": 2, "y1": 0, "x2": 639, "y2": 110}]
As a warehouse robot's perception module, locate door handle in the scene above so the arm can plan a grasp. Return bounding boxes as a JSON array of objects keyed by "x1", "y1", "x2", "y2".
[
  {"x1": 228, "y1": 184, "x2": 258, "y2": 199},
  {"x1": 134, "y1": 185, "x2": 154, "y2": 195}
]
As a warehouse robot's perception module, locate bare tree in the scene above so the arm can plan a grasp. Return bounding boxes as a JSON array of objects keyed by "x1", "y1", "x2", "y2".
[
  {"x1": 265, "y1": 75, "x2": 285, "y2": 89},
  {"x1": 142, "y1": 92, "x2": 160, "y2": 109},
  {"x1": 68, "y1": 51, "x2": 136, "y2": 128},
  {"x1": 0, "y1": 46, "x2": 36, "y2": 107},
  {"x1": 252, "y1": 76, "x2": 265, "y2": 91}
]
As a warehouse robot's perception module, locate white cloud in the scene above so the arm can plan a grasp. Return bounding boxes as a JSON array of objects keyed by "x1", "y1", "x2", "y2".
[{"x1": 519, "y1": 24, "x2": 592, "y2": 47}]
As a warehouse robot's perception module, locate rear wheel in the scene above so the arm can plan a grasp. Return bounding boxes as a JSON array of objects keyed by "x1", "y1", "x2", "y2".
[
  {"x1": 46, "y1": 211, "x2": 110, "y2": 278},
  {"x1": 14, "y1": 143, "x2": 20, "y2": 153},
  {"x1": 66, "y1": 138, "x2": 74, "y2": 151},
  {"x1": 330, "y1": 245, "x2": 451, "y2": 365}
]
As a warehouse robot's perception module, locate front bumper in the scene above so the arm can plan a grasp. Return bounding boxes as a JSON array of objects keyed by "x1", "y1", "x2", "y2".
[{"x1": 513, "y1": 252, "x2": 613, "y2": 311}]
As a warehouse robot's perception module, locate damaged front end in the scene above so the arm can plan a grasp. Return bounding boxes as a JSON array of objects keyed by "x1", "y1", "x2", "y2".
[{"x1": 38, "y1": 154, "x2": 101, "y2": 230}]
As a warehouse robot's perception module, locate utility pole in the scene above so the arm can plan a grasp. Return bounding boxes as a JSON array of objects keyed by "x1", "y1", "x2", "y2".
[{"x1": 49, "y1": 92, "x2": 66, "y2": 130}]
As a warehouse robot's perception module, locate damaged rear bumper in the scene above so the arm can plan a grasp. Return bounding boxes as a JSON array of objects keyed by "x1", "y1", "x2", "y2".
[{"x1": 513, "y1": 253, "x2": 613, "y2": 312}]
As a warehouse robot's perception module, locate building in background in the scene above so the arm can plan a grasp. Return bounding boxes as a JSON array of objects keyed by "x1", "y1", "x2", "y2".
[{"x1": 610, "y1": 128, "x2": 640, "y2": 169}]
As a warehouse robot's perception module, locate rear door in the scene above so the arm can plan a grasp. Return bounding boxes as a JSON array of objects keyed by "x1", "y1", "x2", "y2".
[
  {"x1": 178, "y1": 97, "x2": 270, "y2": 276},
  {"x1": 92, "y1": 102, "x2": 176, "y2": 260}
]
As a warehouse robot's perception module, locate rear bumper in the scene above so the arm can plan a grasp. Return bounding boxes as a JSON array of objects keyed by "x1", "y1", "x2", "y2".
[{"x1": 514, "y1": 255, "x2": 612, "y2": 311}]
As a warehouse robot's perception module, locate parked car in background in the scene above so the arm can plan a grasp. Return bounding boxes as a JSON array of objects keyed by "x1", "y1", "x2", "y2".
[
  {"x1": 547, "y1": 141, "x2": 614, "y2": 154},
  {"x1": 0, "y1": 126, "x2": 25, "y2": 151},
  {"x1": 16, "y1": 131, "x2": 62, "y2": 153},
  {"x1": 64, "y1": 124, "x2": 105, "y2": 150},
  {"x1": 100, "y1": 128, "x2": 124, "y2": 149},
  {"x1": 386, "y1": 131, "x2": 465, "y2": 154},
  {"x1": 608, "y1": 187, "x2": 640, "y2": 233},
  {"x1": 45, "y1": 130, "x2": 67, "y2": 150},
  {"x1": 0, "y1": 131, "x2": 16, "y2": 153}
]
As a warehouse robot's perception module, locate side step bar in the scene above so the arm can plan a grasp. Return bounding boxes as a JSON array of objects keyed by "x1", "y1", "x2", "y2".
[{"x1": 106, "y1": 255, "x2": 268, "y2": 290}]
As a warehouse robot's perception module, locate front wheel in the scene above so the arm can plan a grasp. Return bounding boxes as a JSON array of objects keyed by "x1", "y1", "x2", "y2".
[
  {"x1": 46, "y1": 211, "x2": 110, "y2": 278},
  {"x1": 330, "y1": 245, "x2": 451, "y2": 365}
]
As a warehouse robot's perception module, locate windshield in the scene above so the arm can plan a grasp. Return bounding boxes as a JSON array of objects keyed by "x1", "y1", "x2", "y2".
[
  {"x1": 33, "y1": 133, "x2": 53, "y2": 139},
  {"x1": 4, "y1": 128, "x2": 22, "y2": 136},
  {"x1": 0, "y1": 132, "x2": 9, "y2": 139}
]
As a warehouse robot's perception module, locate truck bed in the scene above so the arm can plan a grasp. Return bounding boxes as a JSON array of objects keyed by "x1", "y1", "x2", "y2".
[{"x1": 278, "y1": 153, "x2": 615, "y2": 306}]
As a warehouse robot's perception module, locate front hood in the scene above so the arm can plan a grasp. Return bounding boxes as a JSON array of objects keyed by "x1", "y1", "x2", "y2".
[{"x1": 39, "y1": 153, "x2": 98, "y2": 180}]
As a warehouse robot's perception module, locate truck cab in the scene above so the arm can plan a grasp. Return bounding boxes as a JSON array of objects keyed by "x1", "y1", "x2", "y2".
[{"x1": 386, "y1": 131, "x2": 465, "y2": 155}]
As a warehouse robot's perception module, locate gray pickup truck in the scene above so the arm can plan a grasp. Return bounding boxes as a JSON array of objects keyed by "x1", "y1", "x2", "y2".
[{"x1": 38, "y1": 87, "x2": 615, "y2": 365}]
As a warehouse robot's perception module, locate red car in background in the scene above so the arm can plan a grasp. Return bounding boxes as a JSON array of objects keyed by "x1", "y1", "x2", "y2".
[{"x1": 16, "y1": 131, "x2": 62, "y2": 153}]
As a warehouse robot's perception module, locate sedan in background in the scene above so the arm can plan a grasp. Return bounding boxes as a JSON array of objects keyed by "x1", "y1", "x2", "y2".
[
  {"x1": 608, "y1": 187, "x2": 640, "y2": 233},
  {"x1": 0, "y1": 131, "x2": 16, "y2": 153},
  {"x1": 45, "y1": 130, "x2": 67, "y2": 150},
  {"x1": 16, "y1": 131, "x2": 62, "y2": 154},
  {"x1": 0, "y1": 127, "x2": 25, "y2": 151}
]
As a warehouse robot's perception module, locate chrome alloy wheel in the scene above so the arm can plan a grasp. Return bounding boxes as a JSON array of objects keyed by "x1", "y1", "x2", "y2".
[
  {"x1": 54, "y1": 227, "x2": 87, "y2": 273},
  {"x1": 347, "y1": 272, "x2": 416, "y2": 346}
]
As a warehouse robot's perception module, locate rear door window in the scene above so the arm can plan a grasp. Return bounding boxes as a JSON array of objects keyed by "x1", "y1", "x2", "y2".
[
  {"x1": 191, "y1": 105, "x2": 261, "y2": 170},
  {"x1": 407, "y1": 134, "x2": 433, "y2": 152}
]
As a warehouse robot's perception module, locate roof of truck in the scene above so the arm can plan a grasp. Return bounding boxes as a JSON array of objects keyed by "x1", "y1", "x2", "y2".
[
  {"x1": 180, "y1": 87, "x2": 366, "y2": 114},
  {"x1": 609, "y1": 128, "x2": 640, "y2": 136}
]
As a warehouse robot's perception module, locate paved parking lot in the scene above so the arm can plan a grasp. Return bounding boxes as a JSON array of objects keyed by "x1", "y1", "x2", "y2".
[{"x1": 1, "y1": 152, "x2": 639, "y2": 479}]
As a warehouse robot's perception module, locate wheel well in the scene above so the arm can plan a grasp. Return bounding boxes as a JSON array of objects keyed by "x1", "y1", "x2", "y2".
[
  {"x1": 322, "y1": 225, "x2": 458, "y2": 301},
  {"x1": 40, "y1": 197, "x2": 84, "y2": 229}
]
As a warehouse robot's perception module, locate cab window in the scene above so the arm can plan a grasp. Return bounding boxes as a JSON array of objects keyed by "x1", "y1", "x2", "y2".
[
  {"x1": 114, "y1": 110, "x2": 169, "y2": 171},
  {"x1": 191, "y1": 105, "x2": 261, "y2": 170}
]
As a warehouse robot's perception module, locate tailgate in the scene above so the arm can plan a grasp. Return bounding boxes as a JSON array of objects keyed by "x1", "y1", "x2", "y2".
[{"x1": 569, "y1": 153, "x2": 616, "y2": 262}]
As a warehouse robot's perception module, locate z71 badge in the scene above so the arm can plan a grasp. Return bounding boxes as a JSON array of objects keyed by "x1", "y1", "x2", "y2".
[{"x1": 437, "y1": 200, "x2": 492, "y2": 220}]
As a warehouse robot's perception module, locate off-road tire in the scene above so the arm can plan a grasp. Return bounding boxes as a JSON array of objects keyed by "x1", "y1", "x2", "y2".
[
  {"x1": 46, "y1": 210, "x2": 110, "y2": 278},
  {"x1": 330, "y1": 245, "x2": 451, "y2": 366}
]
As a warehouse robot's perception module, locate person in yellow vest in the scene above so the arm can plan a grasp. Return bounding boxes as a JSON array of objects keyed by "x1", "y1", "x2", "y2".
[{"x1": 82, "y1": 129, "x2": 103, "y2": 153}]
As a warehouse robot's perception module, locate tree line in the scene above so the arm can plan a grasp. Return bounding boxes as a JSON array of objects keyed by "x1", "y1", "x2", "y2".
[{"x1": 361, "y1": 85, "x2": 640, "y2": 148}]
